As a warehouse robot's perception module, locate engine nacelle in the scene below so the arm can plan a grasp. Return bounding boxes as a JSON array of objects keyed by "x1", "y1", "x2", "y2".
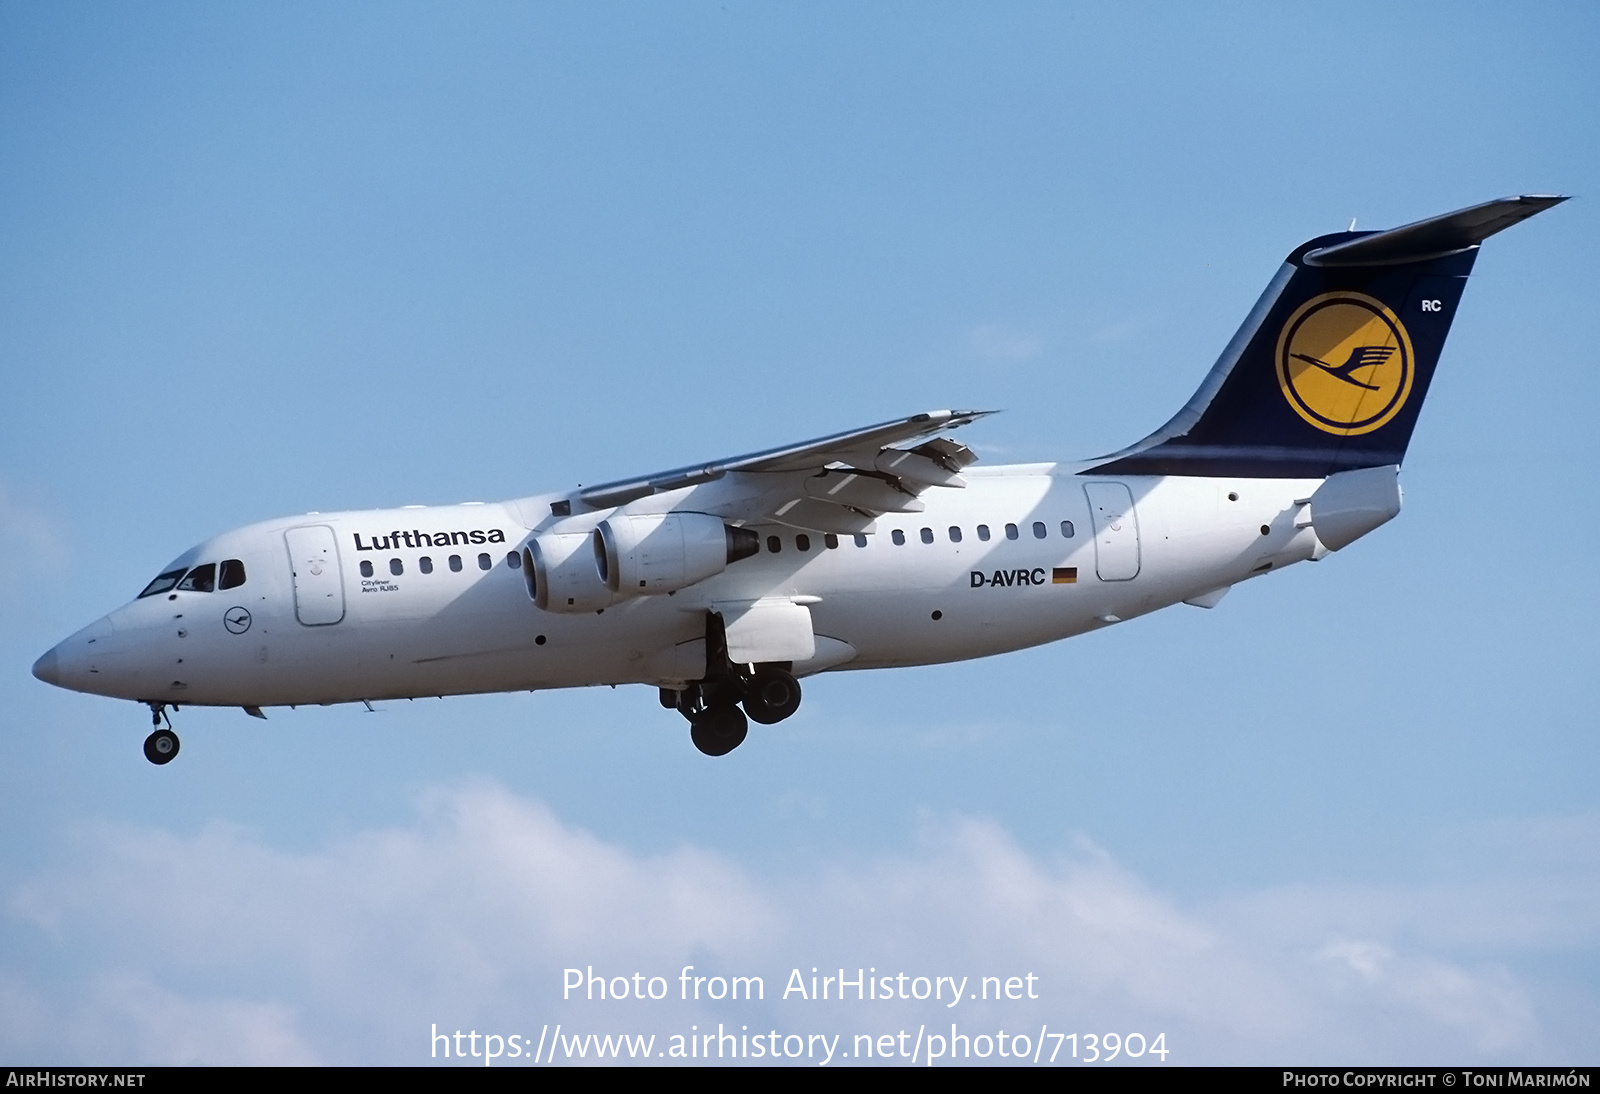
[
  {"x1": 525, "y1": 533, "x2": 612, "y2": 613},
  {"x1": 596, "y1": 513, "x2": 758, "y2": 598}
]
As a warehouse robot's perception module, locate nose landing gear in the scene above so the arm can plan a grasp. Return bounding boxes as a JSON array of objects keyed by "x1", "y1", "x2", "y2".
[
  {"x1": 669, "y1": 613, "x2": 804, "y2": 756},
  {"x1": 144, "y1": 729, "x2": 180, "y2": 764},
  {"x1": 143, "y1": 703, "x2": 181, "y2": 765}
]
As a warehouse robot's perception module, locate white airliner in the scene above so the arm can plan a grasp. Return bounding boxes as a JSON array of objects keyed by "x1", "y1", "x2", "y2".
[{"x1": 34, "y1": 196, "x2": 1565, "y2": 762}]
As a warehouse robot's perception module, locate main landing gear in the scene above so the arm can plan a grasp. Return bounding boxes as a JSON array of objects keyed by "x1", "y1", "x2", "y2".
[
  {"x1": 143, "y1": 702, "x2": 180, "y2": 765},
  {"x1": 664, "y1": 612, "x2": 804, "y2": 757}
]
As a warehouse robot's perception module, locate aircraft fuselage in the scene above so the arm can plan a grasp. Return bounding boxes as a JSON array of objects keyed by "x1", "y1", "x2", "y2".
[{"x1": 39, "y1": 467, "x2": 1324, "y2": 710}]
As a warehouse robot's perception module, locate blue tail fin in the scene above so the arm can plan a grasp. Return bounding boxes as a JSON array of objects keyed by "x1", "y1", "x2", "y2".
[{"x1": 1088, "y1": 195, "x2": 1567, "y2": 478}]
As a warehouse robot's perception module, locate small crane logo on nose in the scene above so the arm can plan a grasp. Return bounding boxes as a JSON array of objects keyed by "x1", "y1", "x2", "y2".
[{"x1": 224, "y1": 608, "x2": 253, "y2": 635}]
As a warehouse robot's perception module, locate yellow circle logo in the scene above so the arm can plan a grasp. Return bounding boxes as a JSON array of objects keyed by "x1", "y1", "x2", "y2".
[{"x1": 1275, "y1": 292, "x2": 1414, "y2": 436}]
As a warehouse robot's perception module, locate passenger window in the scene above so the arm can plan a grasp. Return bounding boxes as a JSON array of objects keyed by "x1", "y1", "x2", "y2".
[
  {"x1": 506, "y1": 551, "x2": 521, "y2": 569},
  {"x1": 1033, "y1": 521, "x2": 1047, "y2": 539},
  {"x1": 419, "y1": 556, "x2": 434, "y2": 574},
  {"x1": 1005, "y1": 523, "x2": 1019, "y2": 540},
  {"x1": 948, "y1": 526, "x2": 962, "y2": 543},
  {"x1": 767, "y1": 535, "x2": 782, "y2": 554},
  {"x1": 977, "y1": 524, "x2": 991, "y2": 542},
  {"x1": 477, "y1": 553, "x2": 492, "y2": 571},
  {"x1": 390, "y1": 558, "x2": 404, "y2": 576},
  {"x1": 892, "y1": 529, "x2": 906, "y2": 546},
  {"x1": 920, "y1": 527, "x2": 934, "y2": 544},
  {"x1": 796, "y1": 534, "x2": 810, "y2": 552},
  {"x1": 449, "y1": 555, "x2": 463, "y2": 572},
  {"x1": 360, "y1": 561, "x2": 373, "y2": 578},
  {"x1": 138, "y1": 568, "x2": 188, "y2": 598},
  {"x1": 178, "y1": 563, "x2": 217, "y2": 593},
  {"x1": 1061, "y1": 520, "x2": 1075, "y2": 538},
  {"x1": 824, "y1": 533, "x2": 839, "y2": 549},
  {"x1": 219, "y1": 559, "x2": 246, "y2": 589},
  {"x1": 854, "y1": 534, "x2": 868, "y2": 547}
]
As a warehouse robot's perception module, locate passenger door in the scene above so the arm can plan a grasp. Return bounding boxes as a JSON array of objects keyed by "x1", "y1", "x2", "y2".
[{"x1": 284, "y1": 525, "x2": 346, "y2": 625}]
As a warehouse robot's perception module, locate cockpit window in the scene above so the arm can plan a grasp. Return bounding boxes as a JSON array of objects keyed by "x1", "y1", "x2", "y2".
[
  {"x1": 219, "y1": 559, "x2": 247, "y2": 590},
  {"x1": 138, "y1": 568, "x2": 188, "y2": 599},
  {"x1": 177, "y1": 563, "x2": 217, "y2": 593}
]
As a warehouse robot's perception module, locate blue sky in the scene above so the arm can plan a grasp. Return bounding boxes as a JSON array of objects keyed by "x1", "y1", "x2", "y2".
[{"x1": 3, "y1": 2, "x2": 1597, "y2": 1065}]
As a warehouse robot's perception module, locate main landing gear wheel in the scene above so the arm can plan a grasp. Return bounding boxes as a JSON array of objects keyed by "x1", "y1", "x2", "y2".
[
  {"x1": 675, "y1": 611, "x2": 801, "y2": 755},
  {"x1": 742, "y1": 667, "x2": 802, "y2": 725},
  {"x1": 689, "y1": 705, "x2": 748, "y2": 757},
  {"x1": 143, "y1": 728, "x2": 180, "y2": 765}
]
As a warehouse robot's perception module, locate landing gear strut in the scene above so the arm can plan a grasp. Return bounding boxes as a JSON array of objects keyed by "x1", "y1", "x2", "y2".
[
  {"x1": 143, "y1": 703, "x2": 180, "y2": 765},
  {"x1": 670, "y1": 612, "x2": 803, "y2": 756}
]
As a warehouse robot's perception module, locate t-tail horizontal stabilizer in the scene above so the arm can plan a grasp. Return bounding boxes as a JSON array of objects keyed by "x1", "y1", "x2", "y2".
[{"x1": 1087, "y1": 195, "x2": 1568, "y2": 478}]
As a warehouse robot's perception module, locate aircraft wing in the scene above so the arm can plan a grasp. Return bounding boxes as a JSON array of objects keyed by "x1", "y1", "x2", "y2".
[{"x1": 576, "y1": 410, "x2": 995, "y2": 533}]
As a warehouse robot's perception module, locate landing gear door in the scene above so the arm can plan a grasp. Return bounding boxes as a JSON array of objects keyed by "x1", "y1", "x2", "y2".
[
  {"x1": 285, "y1": 525, "x2": 346, "y2": 625},
  {"x1": 1083, "y1": 482, "x2": 1141, "y2": 581},
  {"x1": 716, "y1": 599, "x2": 816, "y2": 664}
]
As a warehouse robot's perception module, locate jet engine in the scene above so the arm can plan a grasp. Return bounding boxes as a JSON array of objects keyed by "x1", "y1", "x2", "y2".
[
  {"x1": 525, "y1": 533, "x2": 612, "y2": 613},
  {"x1": 526, "y1": 514, "x2": 758, "y2": 613},
  {"x1": 595, "y1": 513, "x2": 758, "y2": 600}
]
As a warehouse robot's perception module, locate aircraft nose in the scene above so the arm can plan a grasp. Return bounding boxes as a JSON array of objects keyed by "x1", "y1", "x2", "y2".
[{"x1": 32, "y1": 647, "x2": 61, "y2": 687}]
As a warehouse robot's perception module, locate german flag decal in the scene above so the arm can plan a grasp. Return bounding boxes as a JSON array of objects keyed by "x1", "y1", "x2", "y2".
[{"x1": 1052, "y1": 567, "x2": 1077, "y2": 584}]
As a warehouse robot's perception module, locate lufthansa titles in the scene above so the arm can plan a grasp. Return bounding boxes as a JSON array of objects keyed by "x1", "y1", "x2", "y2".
[{"x1": 353, "y1": 528, "x2": 507, "y2": 551}]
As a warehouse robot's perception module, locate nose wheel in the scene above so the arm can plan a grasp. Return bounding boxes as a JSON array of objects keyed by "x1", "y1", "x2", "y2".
[
  {"x1": 143, "y1": 702, "x2": 180, "y2": 765},
  {"x1": 144, "y1": 728, "x2": 180, "y2": 765}
]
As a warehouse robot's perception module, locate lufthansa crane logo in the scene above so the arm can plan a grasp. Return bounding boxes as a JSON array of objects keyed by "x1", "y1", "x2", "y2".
[{"x1": 1275, "y1": 292, "x2": 1414, "y2": 436}]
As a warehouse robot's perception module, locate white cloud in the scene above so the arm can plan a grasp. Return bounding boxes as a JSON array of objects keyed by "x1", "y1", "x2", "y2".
[
  {"x1": 0, "y1": 971, "x2": 318, "y2": 1065},
  {"x1": 4, "y1": 785, "x2": 1592, "y2": 1064},
  {"x1": 1312, "y1": 940, "x2": 1536, "y2": 1053},
  {"x1": 966, "y1": 324, "x2": 1044, "y2": 364}
]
